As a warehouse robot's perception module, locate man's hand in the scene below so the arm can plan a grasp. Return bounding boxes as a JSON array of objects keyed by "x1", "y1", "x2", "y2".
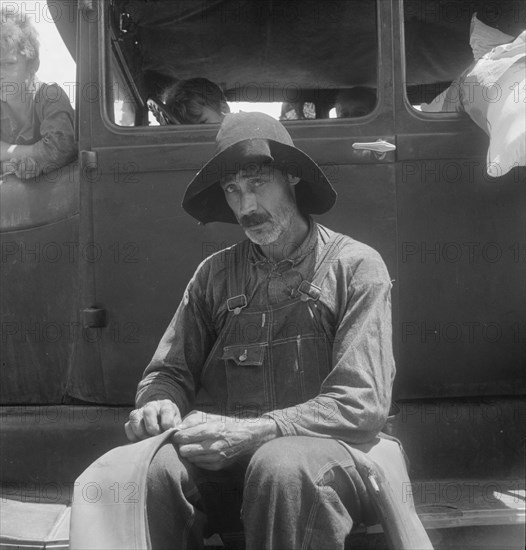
[
  {"x1": 173, "y1": 410, "x2": 279, "y2": 471},
  {"x1": 124, "y1": 399, "x2": 181, "y2": 442}
]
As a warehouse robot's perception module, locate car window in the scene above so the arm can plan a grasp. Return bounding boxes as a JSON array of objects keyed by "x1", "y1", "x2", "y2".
[{"x1": 106, "y1": 0, "x2": 379, "y2": 126}]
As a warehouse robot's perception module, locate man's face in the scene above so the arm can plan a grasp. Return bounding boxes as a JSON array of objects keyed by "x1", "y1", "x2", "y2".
[
  {"x1": 220, "y1": 164, "x2": 299, "y2": 246},
  {"x1": 0, "y1": 50, "x2": 29, "y2": 103}
]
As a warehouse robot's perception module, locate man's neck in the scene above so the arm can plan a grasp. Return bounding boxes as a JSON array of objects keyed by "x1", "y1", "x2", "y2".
[{"x1": 258, "y1": 215, "x2": 310, "y2": 263}]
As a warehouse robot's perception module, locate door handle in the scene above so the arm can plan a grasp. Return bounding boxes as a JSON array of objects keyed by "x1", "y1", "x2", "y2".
[{"x1": 352, "y1": 139, "x2": 396, "y2": 154}]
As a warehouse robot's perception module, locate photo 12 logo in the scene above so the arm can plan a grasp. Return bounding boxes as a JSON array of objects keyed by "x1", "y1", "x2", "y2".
[{"x1": 1, "y1": 241, "x2": 140, "y2": 264}]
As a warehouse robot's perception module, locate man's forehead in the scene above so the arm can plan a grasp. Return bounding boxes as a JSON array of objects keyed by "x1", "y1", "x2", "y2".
[{"x1": 219, "y1": 163, "x2": 277, "y2": 184}]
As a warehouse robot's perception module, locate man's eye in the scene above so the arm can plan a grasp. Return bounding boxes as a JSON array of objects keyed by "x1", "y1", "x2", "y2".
[{"x1": 224, "y1": 184, "x2": 237, "y2": 193}]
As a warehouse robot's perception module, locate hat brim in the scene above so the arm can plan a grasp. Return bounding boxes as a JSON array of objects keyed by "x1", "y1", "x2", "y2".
[{"x1": 182, "y1": 139, "x2": 337, "y2": 224}]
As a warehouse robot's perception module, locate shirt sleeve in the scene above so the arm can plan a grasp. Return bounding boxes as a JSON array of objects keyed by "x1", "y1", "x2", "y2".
[
  {"x1": 266, "y1": 248, "x2": 396, "y2": 444},
  {"x1": 135, "y1": 267, "x2": 216, "y2": 416},
  {"x1": 28, "y1": 84, "x2": 77, "y2": 175}
]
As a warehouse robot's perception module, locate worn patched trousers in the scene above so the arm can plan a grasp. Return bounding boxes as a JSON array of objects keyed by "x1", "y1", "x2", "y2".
[{"x1": 147, "y1": 435, "x2": 375, "y2": 550}]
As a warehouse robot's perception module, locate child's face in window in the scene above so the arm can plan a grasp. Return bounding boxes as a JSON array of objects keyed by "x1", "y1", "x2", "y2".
[
  {"x1": 335, "y1": 98, "x2": 371, "y2": 118},
  {"x1": 0, "y1": 50, "x2": 30, "y2": 103},
  {"x1": 197, "y1": 105, "x2": 225, "y2": 124}
]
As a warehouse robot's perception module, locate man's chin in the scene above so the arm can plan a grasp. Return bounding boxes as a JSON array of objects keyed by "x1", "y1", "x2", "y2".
[{"x1": 243, "y1": 224, "x2": 281, "y2": 246}]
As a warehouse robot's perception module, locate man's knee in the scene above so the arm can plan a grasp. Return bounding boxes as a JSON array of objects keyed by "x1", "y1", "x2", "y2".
[
  {"x1": 247, "y1": 437, "x2": 358, "y2": 481},
  {"x1": 245, "y1": 438, "x2": 368, "y2": 512},
  {"x1": 243, "y1": 439, "x2": 300, "y2": 508},
  {"x1": 147, "y1": 442, "x2": 187, "y2": 492},
  {"x1": 247, "y1": 438, "x2": 308, "y2": 483},
  {"x1": 245, "y1": 437, "x2": 337, "y2": 505}
]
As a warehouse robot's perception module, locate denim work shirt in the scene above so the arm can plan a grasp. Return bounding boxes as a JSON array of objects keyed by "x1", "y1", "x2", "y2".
[
  {"x1": 136, "y1": 222, "x2": 395, "y2": 445},
  {"x1": 1, "y1": 82, "x2": 76, "y2": 175}
]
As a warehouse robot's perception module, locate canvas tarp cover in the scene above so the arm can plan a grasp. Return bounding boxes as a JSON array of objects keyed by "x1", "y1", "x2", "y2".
[{"x1": 116, "y1": 0, "x2": 482, "y2": 100}]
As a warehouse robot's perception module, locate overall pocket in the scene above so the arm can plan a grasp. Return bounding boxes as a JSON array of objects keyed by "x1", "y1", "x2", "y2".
[
  {"x1": 222, "y1": 343, "x2": 268, "y2": 416},
  {"x1": 272, "y1": 335, "x2": 331, "y2": 407}
]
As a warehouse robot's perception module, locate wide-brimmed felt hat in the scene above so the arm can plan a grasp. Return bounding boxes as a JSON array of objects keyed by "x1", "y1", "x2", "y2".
[{"x1": 182, "y1": 112, "x2": 337, "y2": 224}]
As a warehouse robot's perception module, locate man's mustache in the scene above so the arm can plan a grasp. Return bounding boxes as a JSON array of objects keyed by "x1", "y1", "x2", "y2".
[{"x1": 240, "y1": 213, "x2": 270, "y2": 228}]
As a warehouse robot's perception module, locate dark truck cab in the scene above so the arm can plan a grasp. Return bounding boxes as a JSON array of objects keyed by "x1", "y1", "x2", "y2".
[{"x1": 1, "y1": 1, "x2": 524, "y2": 548}]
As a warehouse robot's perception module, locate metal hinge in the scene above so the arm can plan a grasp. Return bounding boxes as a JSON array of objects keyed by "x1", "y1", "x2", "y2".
[
  {"x1": 80, "y1": 150, "x2": 98, "y2": 171},
  {"x1": 81, "y1": 307, "x2": 107, "y2": 328}
]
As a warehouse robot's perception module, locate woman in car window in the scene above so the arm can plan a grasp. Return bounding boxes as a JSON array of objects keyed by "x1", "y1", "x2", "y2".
[{"x1": 0, "y1": 8, "x2": 76, "y2": 180}]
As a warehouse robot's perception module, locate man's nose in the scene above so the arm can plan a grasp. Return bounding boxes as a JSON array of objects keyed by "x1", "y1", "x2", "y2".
[{"x1": 239, "y1": 190, "x2": 258, "y2": 216}]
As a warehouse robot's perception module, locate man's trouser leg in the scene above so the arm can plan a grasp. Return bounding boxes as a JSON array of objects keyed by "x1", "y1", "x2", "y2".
[
  {"x1": 243, "y1": 437, "x2": 374, "y2": 550},
  {"x1": 147, "y1": 442, "x2": 245, "y2": 550}
]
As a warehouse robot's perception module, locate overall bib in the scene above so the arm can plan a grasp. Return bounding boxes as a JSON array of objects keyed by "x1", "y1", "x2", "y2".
[{"x1": 194, "y1": 234, "x2": 346, "y2": 418}]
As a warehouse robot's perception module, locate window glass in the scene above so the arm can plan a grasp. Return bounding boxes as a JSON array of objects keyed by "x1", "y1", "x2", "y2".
[
  {"x1": 109, "y1": 50, "x2": 138, "y2": 126},
  {"x1": 107, "y1": 0, "x2": 378, "y2": 126}
]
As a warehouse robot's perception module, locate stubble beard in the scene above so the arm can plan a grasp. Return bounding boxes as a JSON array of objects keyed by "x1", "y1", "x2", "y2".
[{"x1": 243, "y1": 202, "x2": 297, "y2": 248}]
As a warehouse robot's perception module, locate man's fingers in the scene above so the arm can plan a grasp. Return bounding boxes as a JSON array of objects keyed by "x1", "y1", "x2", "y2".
[
  {"x1": 159, "y1": 403, "x2": 179, "y2": 431},
  {"x1": 125, "y1": 409, "x2": 148, "y2": 441},
  {"x1": 124, "y1": 420, "x2": 141, "y2": 442},
  {"x1": 124, "y1": 401, "x2": 181, "y2": 442},
  {"x1": 178, "y1": 440, "x2": 225, "y2": 457},
  {"x1": 182, "y1": 450, "x2": 224, "y2": 464},
  {"x1": 142, "y1": 403, "x2": 163, "y2": 435},
  {"x1": 173, "y1": 422, "x2": 221, "y2": 444}
]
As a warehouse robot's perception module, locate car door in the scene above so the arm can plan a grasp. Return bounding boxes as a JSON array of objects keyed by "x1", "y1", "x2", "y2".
[
  {"x1": 393, "y1": 0, "x2": 526, "y2": 401},
  {"x1": 69, "y1": 0, "x2": 398, "y2": 404}
]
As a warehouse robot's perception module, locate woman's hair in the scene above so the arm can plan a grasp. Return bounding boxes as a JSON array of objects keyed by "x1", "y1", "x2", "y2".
[
  {"x1": 1, "y1": 7, "x2": 40, "y2": 78},
  {"x1": 162, "y1": 78, "x2": 227, "y2": 124}
]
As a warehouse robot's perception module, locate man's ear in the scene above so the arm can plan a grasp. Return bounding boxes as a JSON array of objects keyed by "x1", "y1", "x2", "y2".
[{"x1": 286, "y1": 173, "x2": 301, "y2": 186}]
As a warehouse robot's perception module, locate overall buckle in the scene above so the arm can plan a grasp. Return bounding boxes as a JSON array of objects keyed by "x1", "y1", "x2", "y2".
[
  {"x1": 227, "y1": 294, "x2": 248, "y2": 315},
  {"x1": 297, "y1": 281, "x2": 321, "y2": 302}
]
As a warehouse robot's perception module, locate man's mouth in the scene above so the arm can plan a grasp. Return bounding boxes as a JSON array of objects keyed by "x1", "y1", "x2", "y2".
[
  {"x1": 241, "y1": 215, "x2": 270, "y2": 229},
  {"x1": 244, "y1": 221, "x2": 267, "y2": 229}
]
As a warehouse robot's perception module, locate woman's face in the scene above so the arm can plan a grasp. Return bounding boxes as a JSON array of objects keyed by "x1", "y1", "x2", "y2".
[{"x1": 0, "y1": 50, "x2": 30, "y2": 103}]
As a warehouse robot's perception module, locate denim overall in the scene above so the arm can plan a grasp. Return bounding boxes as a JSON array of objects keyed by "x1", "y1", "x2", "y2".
[{"x1": 196, "y1": 233, "x2": 347, "y2": 418}]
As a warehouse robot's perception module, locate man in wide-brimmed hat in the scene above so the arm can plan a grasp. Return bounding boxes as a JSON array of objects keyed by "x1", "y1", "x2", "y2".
[{"x1": 120, "y1": 113, "x2": 421, "y2": 549}]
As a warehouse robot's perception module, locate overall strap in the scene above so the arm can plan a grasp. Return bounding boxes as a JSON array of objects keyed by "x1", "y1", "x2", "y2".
[
  {"x1": 226, "y1": 240, "x2": 250, "y2": 314},
  {"x1": 298, "y1": 232, "x2": 347, "y2": 302}
]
